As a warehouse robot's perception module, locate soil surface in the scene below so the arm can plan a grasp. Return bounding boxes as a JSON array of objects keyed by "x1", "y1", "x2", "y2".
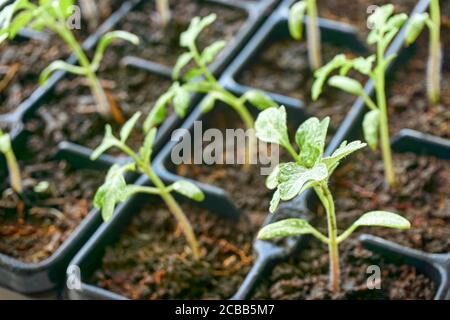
[
  {"x1": 331, "y1": 149, "x2": 450, "y2": 254},
  {"x1": 239, "y1": 40, "x2": 364, "y2": 136},
  {"x1": 388, "y1": 5, "x2": 450, "y2": 139},
  {"x1": 0, "y1": 130, "x2": 104, "y2": 263},
  {"x1": 115, "y1": 0, "x2": 247, "y2": 68},
  {"x1": 252, "y1": 238, "x2": 436, "y2": 300},
  {"x1": 0, "y1": 0, "x2": 123, "y2": 115},
  {"x1": 25, "y1": 47, "x2": 172, "y2": 157},
  {"x1": 318, "y1": 0, "x2": 418, "y2": 37},
  {"x1": 90, "y1": 202, "x2": 259, "y2": 299}
]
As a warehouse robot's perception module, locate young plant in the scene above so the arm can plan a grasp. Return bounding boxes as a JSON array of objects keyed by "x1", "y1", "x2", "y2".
[
  {"x1": 0, "y1": 0, "x2": 139, "y2": 119},
  {"x1": 289, "y1": 0, "x2": 322, "y2": 70},
  {"x1": 255, "y1": 106, "x2": 411, "y2": 295},
  {"x1": 156, "y1": 0, "x2": 171, "y2": 27},
  {"x1": 312, "y1": 5, "x2": 408, "y2": 188},
  {"x1": 0, "y1": 129, "x2": 22, "y2": 194},
  {"x1": 91, "y1": 112, "x2": 205, "y2": 259},
  {"x1": 149, "y1": 14, "x2": 277, "y2": 167},
  {"x1": 405, "y1": 0, "x2": 442, "y2": 104}
]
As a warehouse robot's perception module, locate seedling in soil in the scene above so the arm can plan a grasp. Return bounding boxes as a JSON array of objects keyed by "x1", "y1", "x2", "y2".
[
  {"x1": 255, "y1": 106, "x2": 411, "y2": 295},
  {"x1": 150, "y1": 14, "x2": 277, "y2": 167},
  {"x1": 405, "y1": 0, "x2": 442, "y2": 104},
  {"x1": 0, "y1": 129, "x2": 22, "y2": 194},
  {"x1": 92, "y1": 112, "x2": 205, "y2": 259},
  {"x1": 0, "y1": 0, "x2": 139, "y2": 120},
  {"x1": 312, "y1": 5, "x2": 408, "y2": 188},
  {"x1": 288, "y1": 0, "x2": 322, "y2": 70}
]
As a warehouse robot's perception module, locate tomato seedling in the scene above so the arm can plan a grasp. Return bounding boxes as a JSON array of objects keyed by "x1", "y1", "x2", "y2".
[
  {"x1": 92, "y1": 112, "x2": 205, "y2": 259},
  {"x1": 255, "y1": 106, "x2": 411, "y2": 295},
  {"x1": 312, "y1": 5, "x2": 409, "y2": 188}
]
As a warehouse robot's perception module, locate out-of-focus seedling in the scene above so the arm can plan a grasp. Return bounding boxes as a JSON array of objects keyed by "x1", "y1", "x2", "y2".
[
  {"x1": 156, "y1": 0, "x2": 171, "y2": 27},
  {"x1": 0, "y1": 0, "x2": 139, "y2": 120},
  {"x1": 288, "y1": 0, "x2": 322, "y2": 70},
  {"x1": 92, "y1": 112, "x2": 205, "y2": 259},
  {"x1": 0, "y1": 129, "x2": 22, "y2": 194},
  {"x1": 405, "y1": 0, "x2": 442, "y2": 104},
  {"x1": 255, "y1": 106, "x2": 411, "y2": 295},
  {"x1": 150, "y1": 14, "x2": 277, "y2": 167},
  {"x1": 312, "y1": 5, "x2": 409, "y2": 188}
]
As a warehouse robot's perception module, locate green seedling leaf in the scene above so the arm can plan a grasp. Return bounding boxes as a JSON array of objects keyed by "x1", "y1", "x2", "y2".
[
  {"x1": 277, "y1": 162, "x2": 328, "y2": 201},
  {"x1": 353, "y1": 55, "x2": 375, "y2": 75},
  {"x1": 288, "y1": 1, "x2": 307, "y2": 40},
  {"x1": 328, "y1": 76, "x2": 364, "y2": 96},
  {"x1": 353, "y1": 211, "x2": 411, "y2": 229},
  {"x1": 7, "y1": 10, "x2": 33, "y2": 38},
  {"x1": 91, "y1": 125, "x2": 118, "y2": 160},
  {"x1": 172, "y1": 52, "x2": 193, "y2": 80},
  {"x1": 363, "y1": 109, "x2": 380, "y2": 150},
  {"x1": 312, "y1": 54, "x2": 348, "y2": 100},
  {"x1": 368, "y1": 4, "x2": 394, "y2": 30},
  {"x1": 386, "y1": 13, "x2": 408, "y2": 30},
  {"x1": 94, "y1": 164, "x2": 134, "y2": 221},
  {"x1": 39, "y1": 60, "x2": 86, "y2": 85},
  {"x1": 199, "y1": 94, "x2": 216, "y2": 113},
  {"x1": 295, "y1": 117, "x2": 329, "y2": 168},
  {"x1": 180, "y1": 13, "x2": 216, "y2": 48},
  {"x1": 269, "y1": 189, "x2": 281, "y2": 213},
  {"x1": 322, "y1": 140, "x2": 366, "y2": 171},
  {"x1": 266, "y1": 164, "x2": 280, "y2": 190},
  {"x1": 242, "y1": 90, "x2": 277, "y2": 110},
  {"x1": 57, "y1": 0, "x2": 75, "y2": 19},
  {"x1": 258, "y1": 218, "x2": 323, "y2": 241},
  {"x1": 171, "y1": 180, "x2": 205, "y2": 202},
  {"x1": 183, "y1": 68, "x2": 204, "y2": 81},
  {"x1": 120, "y1": 112, "x2": 141, "y2": 143},
  {"x1": 255, "y1": 106, "x2": 290, "y2": 149},
  {"x1": 92, "y1": 31, "x2": 139, "y2": 71},
  {"x1": 405, "y1": 13, "x2": 429, "y2": 45},
  {"x1": 201, "y1": 40, "x2": 226, "y2": 65},
  {"x1": 139, "y1": 127, "x2": 157, "y2": 163},
  {"x1": 173, "y1": 85, "x2": 191, "y2": 118},
  {"x1": 144, "y1": 86, "x2": 176, "y2": 132}
]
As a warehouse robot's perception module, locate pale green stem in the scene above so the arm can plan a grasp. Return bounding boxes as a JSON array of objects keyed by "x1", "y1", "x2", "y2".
[
  {"x1": 307, "y1": 0, "x2": 322, "y2": 70},
  {"x1": 315, "y1": 184, "x2": 340, "y2": 295},
  {"x1": 47, "y1": 17, "x2": 110, "y2": 117},
  {"x1": 156, "y1": 0, "x2": 171, "y2": 27},
  {"x1": 428, "y1": 0, "x2": 441, "y2": 104},
  {"x1": 376, "y1": 39, "x2": 396, "y2": 188},
  {"x1": 4, "y1": 148, "x2": 22, "y2": 194},
  {"x1": 116, "y1": 142, "x2": 201, "y2": 260}
]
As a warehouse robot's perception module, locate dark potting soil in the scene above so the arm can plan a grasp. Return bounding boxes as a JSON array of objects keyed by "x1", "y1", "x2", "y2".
[
  {"x1": 252, "y1": 238, "x2": 436, "y2": 300},
  {"x1": 388, "y1": 6, "x2": 450, "y2": 140},
  {"x1": 318, "y1": 0, "x2": 418, "y2": 37},
  {"x1": 331, "y1": 149, "x2": 450, "y2": 254},
  {"x1": 0, "y1": 0, "x2": 123, "y2": 115},
  {"x1": 25, "y1": 46, "x2": 172, "y2": 157},
  {"x1": 90, "y1": 202, "x2": 258, "y2": 299},
  {"x1": 238, "y1": 40, "x2": 363, "y2": 136},
  {"x1": 0, "y1": 131, "x2": 104, "y2": 263},
  {"x1": 115, "y1": 0, "x2": 247, "y2": 68}
]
